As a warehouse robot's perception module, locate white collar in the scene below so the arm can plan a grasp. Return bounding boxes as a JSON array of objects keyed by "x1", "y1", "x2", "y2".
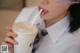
[{"x1": 46, "y1": 15, "x2": 70, "y2": 43}]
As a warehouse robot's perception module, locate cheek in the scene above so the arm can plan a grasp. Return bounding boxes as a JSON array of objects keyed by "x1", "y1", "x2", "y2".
[
  {"x1": 44, "y1": 5, "x2": 63, "y2": 19},
  {"x1": 41, "y1": 0, "x2": 70, "y2": 20},
  {"x1": 43, "y1": 5, "x2": 68, "y2": 20}
]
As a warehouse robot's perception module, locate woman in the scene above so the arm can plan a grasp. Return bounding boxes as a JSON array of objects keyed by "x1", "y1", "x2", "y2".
[{"x1": 5, "y1": 0, "x2": 80, "y2": 53}]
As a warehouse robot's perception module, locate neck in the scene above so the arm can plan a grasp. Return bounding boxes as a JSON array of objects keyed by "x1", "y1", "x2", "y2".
[{"x1": 45, "y1": 12, "x2": 68, "y2": 28}]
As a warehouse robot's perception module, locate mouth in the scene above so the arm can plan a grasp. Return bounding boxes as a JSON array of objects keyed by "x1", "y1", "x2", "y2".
[{"x1": 39, "y1": 6, "x2": 49, "y2": 16}]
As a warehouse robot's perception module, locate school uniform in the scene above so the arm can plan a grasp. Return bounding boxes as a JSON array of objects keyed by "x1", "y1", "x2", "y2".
[{"x1": 15, "y1": 6, "x2": 80, "y2": 53}]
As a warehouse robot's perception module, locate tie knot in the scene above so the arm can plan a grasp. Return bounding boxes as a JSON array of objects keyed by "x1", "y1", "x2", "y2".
[{"x1": 41, "y1": 29, "x2": 48, "y2": 36}]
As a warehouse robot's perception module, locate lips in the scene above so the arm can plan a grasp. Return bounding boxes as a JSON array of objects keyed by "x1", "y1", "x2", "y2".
[{"x1": 39, "y1": 6, "x2": 49, "y2": 15}]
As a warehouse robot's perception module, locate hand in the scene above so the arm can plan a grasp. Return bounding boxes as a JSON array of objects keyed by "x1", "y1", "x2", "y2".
[{"x1": 4, "y1": 25, "x2": 17, "y2": 53}]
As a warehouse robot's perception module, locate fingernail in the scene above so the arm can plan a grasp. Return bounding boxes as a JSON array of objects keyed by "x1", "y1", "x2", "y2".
[
  {"x1": 15, "y1": 34, "x2": 18, "y2": 37},
  {"x1": 15, "y1": 42, "x2": 18, "y2": 45}
]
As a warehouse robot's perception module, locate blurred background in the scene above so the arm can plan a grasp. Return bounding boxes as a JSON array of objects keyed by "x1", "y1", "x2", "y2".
[{"x1": 0, "y1": 0, "x2": 39, "y2": 45}]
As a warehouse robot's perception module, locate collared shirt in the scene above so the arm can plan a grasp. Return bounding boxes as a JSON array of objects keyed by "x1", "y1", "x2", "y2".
[
  {"x1": 14, "y1": 7, "x2": 80, "y2": 53},
  {"x1": 35, "y1": 16, "x2": 80, "y2": 53}
]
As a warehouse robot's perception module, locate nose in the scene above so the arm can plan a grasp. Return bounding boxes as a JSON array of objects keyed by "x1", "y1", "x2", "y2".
[{"x1": 39, "y1": 0, "x2": 49, "y2": 5}]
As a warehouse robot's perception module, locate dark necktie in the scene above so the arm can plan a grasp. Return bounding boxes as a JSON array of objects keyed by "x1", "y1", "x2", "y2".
[{"x1": 32, "y1": 29, "x2": 48, "y2": 53}]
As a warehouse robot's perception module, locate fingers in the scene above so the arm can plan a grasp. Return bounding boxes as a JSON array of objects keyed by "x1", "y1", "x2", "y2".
[
  {"x1": 4, "y1": 24, "x2": 16, "y2": 53},
  {"x1": 5, "y1": 30, "x2": 17, "y2": 45},
  {"x1": 5, "y1": 25, "x2": 18, "y2": 45},
  {"x1": 5, "y1": 37, "x2": 17, "y2": 45},
  {"x1": 6, "y1": 31, "x2": 17, "y2": 38}
]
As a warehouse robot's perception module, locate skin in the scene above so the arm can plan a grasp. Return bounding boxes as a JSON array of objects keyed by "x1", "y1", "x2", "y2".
[
  {"x1": 39, "y1": 0, "x2": 71, "y2": 27},
  {"x1": 5, "y1": 0, "x2": 72, "y2": 53}
]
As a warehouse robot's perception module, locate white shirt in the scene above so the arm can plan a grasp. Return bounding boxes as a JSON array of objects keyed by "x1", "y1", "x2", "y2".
[
  {"x1": 35, "y1": 15, "x2": 80, "y2": 53},
  {"x1": 14, "y1": 7, "x2": 80, "y2": 53}
]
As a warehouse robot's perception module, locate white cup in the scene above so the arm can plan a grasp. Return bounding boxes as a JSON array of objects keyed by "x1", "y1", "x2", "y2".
[{"x1": 13, "y1": 22, "x2": 38, "y2": 53}]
